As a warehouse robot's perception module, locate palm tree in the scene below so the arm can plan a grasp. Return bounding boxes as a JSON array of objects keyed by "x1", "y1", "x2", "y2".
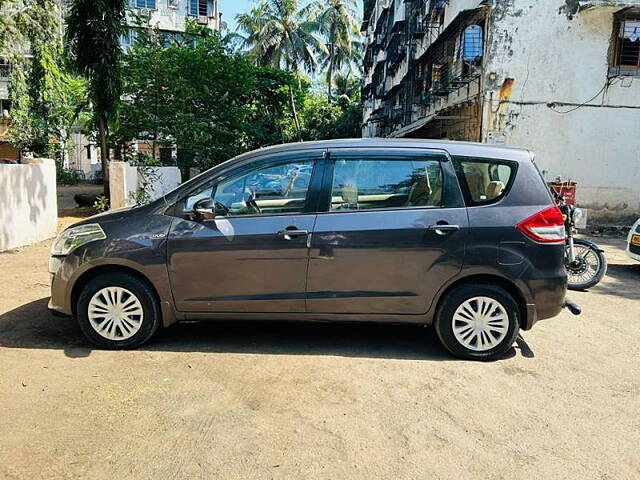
[
  {"x1": 333, "y1": 71, "x2": 360, "y2": 101},
  {"x1": 236, "y1": 0, "x2": 326, "y2": 77},
  {"x1": 65, "y1": 0, "x2": 126, "y2": 194},
  {"x1": 235, "y1": 2, "x2": 270, "y2": 60},
  {"x1": 236, "y1": 0, "x2": 326, "y2": 136},
  {"x1": 305, "y1": 0, "x2": 359, "y2": 101}
]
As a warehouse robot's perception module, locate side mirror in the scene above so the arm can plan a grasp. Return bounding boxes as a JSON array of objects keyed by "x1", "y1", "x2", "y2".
[{"x1": 193, "y1": 197, "x2": 215, "y2": 220}]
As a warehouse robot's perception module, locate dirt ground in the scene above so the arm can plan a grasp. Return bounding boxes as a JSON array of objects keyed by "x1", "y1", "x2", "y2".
[{"x1": 0, "y1": 218, "x2": 639, "y2": 479}]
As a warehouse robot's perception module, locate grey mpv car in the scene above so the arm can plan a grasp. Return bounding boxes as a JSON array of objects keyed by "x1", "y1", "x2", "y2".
[{"x1": 49, "y1": 139, "x2": 571, "y2": 360}]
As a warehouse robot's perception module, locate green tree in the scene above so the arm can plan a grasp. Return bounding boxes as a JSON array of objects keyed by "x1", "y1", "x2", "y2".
[
  {"x1": 332, "y1": 71, "x2": 360, "y2": 102},
  {"x1": 116, "y1": 29, "x2": 302, "y2": 171},
  {"x1": 65, "y1": 0, "x2": 127, "y2": 194},
  {"x1": 305, "y1": 0, "x2": 359, "y2": 101},
  {"x1": 298, "y1": 92, "x2": 361, "y2": 141},
  {"x1": 0, "y1": 1, "x2": 86, "y2": 160},
  {"x1": 236, "y1": 0, "x2": 325, "y2": 74},
  {"x1": 235, "y1": 0, "x2": 327, "y2": 135}
]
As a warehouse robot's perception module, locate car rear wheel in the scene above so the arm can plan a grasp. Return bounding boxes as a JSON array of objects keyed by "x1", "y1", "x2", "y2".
[
  {"x1": 76, "y1": 273, "x2": 161, "y2": 349},
  {"x1": 435, "y1": 284, "x2": 520, "y2": 360}
]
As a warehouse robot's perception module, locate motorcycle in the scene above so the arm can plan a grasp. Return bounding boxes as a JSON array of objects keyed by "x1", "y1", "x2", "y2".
[{"x1": 551, "y1": 187, "x2": 607, "y2": 290}]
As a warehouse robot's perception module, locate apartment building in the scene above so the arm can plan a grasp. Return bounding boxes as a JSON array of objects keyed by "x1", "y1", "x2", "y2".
[
  {"x1": 0, "y1": 0, "x2": 222, "y2": 174},
  {"x1": 122, "y1": 0, "x2": 223, "y2": 49},
  {"x1": 361, "y1": 0, "x2": 640, "y2": 223}
]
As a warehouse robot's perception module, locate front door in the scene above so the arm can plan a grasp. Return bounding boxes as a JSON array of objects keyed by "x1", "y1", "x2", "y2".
[
  {"x1": 167, "y1": 153, "x2": 321, "y2": 313},
  {"x1": 306, "y1": 148, "x2": 468, "y2": 315}
]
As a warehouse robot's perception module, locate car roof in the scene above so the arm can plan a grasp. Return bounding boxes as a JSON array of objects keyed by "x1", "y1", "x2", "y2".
[{"x1": 235, "y1": 138, "x2": 533, "y2": 163}]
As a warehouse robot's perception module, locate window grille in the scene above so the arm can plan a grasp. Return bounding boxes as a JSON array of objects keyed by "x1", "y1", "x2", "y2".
[
  {"x1": 611, "y1": 9, "x2": 640, "y2": 75},
  {"x1": 461, "y1": 25, "x2": 483, "y2": 61},
  {"x1": 189, "y1": 0, "x2": 208, "y2": 16}
]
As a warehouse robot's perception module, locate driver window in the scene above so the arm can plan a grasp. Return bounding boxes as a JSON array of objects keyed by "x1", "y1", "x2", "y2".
[{"x1": 182, "y1": 160, "x2": 314, "y2": 217}]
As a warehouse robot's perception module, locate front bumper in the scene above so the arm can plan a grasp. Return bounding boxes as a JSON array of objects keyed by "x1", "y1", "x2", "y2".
[
  {"x1": 627, "y1": 220, "x2": 640, "y2": 261},
  {"x1": 48, "y1": 256, "x2": 73, "y2": 316},
  {"x1": 627, "y1": 241, "x2": 640, "y2": 262},
  {"x1": 47, "y1": 296, "x2": 70, "y2": 317}
]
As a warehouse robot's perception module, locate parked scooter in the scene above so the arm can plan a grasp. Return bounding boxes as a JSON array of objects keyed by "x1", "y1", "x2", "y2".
[{"x1": 551, "y1": 186, "x2": 607, "y2": 290}]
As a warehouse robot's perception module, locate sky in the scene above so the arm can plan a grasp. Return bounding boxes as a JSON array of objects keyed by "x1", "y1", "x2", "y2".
[
  {"x1": 221, "y1": 0, "x2": 311, "y2": 33},
  {"x1": 220, "y1": 0, "x2": 363, "y2": 34}
]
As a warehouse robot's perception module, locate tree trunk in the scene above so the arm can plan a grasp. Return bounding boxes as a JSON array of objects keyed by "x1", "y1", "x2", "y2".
[
  {"x1": 97, "y1": 113, "x2": 110, "y2": 196},
  {"x1": 327, "y1": 44, "x2": 335, "y2": 103},
  {"x1": 288, "y1": 84, "x2": 302, "y2": 141},
  {"x1": 288, "y1": 60, "x2": 302, "y2": 140}
]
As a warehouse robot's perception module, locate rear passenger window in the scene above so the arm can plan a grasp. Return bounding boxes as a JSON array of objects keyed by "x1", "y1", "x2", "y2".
[
  {"x1": 330, "y1": 158, "x2": 443, "y2": 211},
  {"x1": 453, "y1": 158, "x2": 517, "y2": 205}
]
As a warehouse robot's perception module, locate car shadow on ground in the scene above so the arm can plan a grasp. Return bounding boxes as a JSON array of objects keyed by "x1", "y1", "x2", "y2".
[{"x1": 0, "y1": 298, "x2": 532, "y2": 361}]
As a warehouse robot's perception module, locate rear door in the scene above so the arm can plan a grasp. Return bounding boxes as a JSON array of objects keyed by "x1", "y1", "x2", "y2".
[{"x1": 306, "y1": 147, "x2": 468, "y2": 315}]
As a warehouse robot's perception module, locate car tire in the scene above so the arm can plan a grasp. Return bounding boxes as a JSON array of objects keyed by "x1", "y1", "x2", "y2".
[
  {"x1": 566, "y1": 239, "x2": 608, "y2": 291},
  {"x1": 435, "y1": 283, "x2": 520, "y2": 361},
  {"x1": 76, "y1": 273, "x2": 161, "y2": 349}
]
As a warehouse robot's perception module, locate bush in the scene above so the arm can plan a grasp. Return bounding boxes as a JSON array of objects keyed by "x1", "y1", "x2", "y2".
[
  {"x1": 56, "y1": 162, "x2": 82, "y2": 185},
  {"x1": 298, "y1": 93, "x2": 362, "y2": 141},
  {"x1": 93, "y1": 195, "x2": 109, "y2": 213}
]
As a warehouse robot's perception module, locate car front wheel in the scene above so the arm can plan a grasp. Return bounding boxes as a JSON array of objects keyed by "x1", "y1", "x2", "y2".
[
  {"x1": 435, "y1": 284, "x2": 520, "y2": 360},
  {"x1": 76, "y1": 273, "x2": 161, "y2": 349}
]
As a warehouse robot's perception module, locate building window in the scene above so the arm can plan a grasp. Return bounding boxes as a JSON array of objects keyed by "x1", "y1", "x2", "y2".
[
  {"x1": 189, "y1": 0, "x2": 208, "y2": 16},
  {"x1": 133, "y1": 0, "x2": 156, "y2": 9},
  {"x1": 0, "y1": 59, "x2": 9, "y2": 80},
  {"x1": 461, "y1": 25, "x2": 483, "y2": 61},
  {"x1": 611, "y1": 10, "x2": 640, "y2": 75},
  {"x1": 121, "y1": 29, "x2": 136, "y2": 47},
  {"x1": 0, "y1": 99, "x2": 11, "y2": 116}
]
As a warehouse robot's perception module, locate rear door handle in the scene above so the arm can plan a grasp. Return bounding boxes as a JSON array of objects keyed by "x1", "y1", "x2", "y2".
[
  {"x1": 428, "y1": 224, "x2": 460, "y2": 235},
  {"x1": 277, "y1": 229, "x2": 309, "y2": 239}
]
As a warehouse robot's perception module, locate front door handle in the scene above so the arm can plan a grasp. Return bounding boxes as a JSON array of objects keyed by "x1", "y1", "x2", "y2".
[
  {"x1": 428, "y1": 224, "x2": 460, "y2": 235},
  {"x1": 277, "y1": 229, "x2": 309, "y2": 240}
]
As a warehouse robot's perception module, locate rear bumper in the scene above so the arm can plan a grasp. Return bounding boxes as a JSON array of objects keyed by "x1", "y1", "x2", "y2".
[{"x1": 521, "y1": 274, "x2": 567, "y2": 330}]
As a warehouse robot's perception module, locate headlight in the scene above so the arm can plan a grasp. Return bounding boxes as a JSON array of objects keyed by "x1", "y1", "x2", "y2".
[
  {"x1": 51, "y1": 224, "x2": 106, "y2": 256},
  {"x1": 573, "y1": 208, "x2": 583, "y2": 223}
]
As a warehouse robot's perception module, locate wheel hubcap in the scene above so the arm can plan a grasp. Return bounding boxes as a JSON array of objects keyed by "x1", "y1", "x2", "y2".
[
  {"x1": 452, "y1": 296, "x2": 509, "y2": 352},
  {"x1": 88, "y1": 287, "x2": 144, "y2": 341}
]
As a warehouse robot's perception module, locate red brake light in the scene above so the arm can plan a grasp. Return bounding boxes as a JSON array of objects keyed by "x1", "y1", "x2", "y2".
[{"x1": 517, "y1": 206, "x2": 566, "y2": 243}]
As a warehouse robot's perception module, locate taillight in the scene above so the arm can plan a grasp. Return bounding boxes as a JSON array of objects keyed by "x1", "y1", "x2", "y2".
[{"x1": 517, "y1": 206, "x2": 566, "y2": 243}]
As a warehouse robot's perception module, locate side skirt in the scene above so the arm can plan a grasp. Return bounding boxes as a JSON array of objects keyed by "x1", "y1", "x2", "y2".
[{"x1": 181, "y1": 311, "x2": 431, "y2": 325}]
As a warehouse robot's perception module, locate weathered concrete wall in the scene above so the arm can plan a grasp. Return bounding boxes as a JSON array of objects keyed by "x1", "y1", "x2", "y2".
[
  {"x1": 482, "y1": 0, "x2": 640, "y2": 224},
  {"x1": 0, "y1": 158, "x2": 58, "y2": 252},
  {"x1": 109, "y1": 161, "x2": 181, "y2": 209},
  {"x1": 109, "y1": 162, "x2": 139, "y2": 210}
]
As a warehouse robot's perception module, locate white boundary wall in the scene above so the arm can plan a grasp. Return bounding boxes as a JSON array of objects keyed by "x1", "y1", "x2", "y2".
[
  {"x1": 109, "y1": 161, "x2": 181, "y2": 209},
  {"x1": 0, "y1": 158, "x2": 58, "y2": 252}
]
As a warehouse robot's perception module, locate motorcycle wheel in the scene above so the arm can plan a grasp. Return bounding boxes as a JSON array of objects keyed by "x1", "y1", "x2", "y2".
[{"x1": 565, "y1": 239, "x2": 607, "y2": 290}]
